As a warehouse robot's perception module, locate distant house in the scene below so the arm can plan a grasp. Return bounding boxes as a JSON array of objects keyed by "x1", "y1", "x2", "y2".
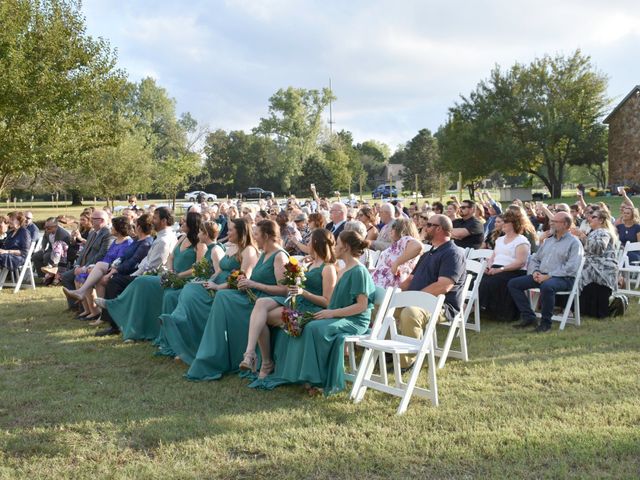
[
  {"x1": 604, "y1": 85, "x2": 640, "y2": 186},
  {"x1": 374, "y1": 163, "x2": 405, "y2": 190}
]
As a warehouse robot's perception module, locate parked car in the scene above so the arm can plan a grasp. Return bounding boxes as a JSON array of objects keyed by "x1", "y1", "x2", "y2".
[
  {"x1": 241, "y1": 187, "x2": 274, "y2": 200},
  {"x1": 372, "y1": 184, "x2": 398, "y2": 199},
  {"x1": 184, "y1": 191, "x2": 217, "y2": 202}
]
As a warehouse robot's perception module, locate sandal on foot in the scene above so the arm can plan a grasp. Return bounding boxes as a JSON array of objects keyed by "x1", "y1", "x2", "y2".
[
  {"x1": 258, "y1": 360, "x2": 274, "y2": 379},
  {"x1": 239, "y1": 352, "x2": 257, "y2": 372}
]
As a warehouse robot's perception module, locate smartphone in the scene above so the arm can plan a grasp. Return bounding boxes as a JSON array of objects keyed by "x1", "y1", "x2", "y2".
[
  {"x1": 310, "y1": 183, "x2": 315, "y2": 189},
  {"x1": 618, "y1": 186, "x2": 625, "y2": 194}
]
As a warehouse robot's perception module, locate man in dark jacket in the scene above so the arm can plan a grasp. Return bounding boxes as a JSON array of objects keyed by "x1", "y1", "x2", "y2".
[{"x1": 33, "y1": 217, "x2": 71, "y2": 276}]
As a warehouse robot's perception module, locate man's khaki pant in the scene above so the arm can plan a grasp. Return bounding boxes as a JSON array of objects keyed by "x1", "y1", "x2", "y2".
[{"x1": 398, "y1": 307, "x2": 446, "y2": 368}]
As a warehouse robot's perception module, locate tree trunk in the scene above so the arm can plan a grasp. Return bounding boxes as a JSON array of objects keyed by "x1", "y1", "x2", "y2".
[{"x1": 70, "y1": 190, "x2": 83, "y2": 206}]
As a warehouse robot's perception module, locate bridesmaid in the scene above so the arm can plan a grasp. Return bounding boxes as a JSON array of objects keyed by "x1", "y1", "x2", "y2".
[
  {"x1": 108, "y1": 212, "x2": 206, "y2": 341},
  {"x1": 160, "y1": 220, "x2": 224, "y2": 316},
  {"x1": 254, "y1": 230, "x2": 375, "y2": 395},
  {"x1": 240, "y1": 228, "x2": 337, "y2": 378},
  {"x1": 155, "y1": 218, "x2": 258, "y2": 364},
  {"x1": 186, "y1": 220, "x2": 289, "y2": 381}
]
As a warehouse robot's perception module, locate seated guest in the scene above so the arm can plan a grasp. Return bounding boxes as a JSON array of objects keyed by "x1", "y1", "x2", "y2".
[
  {"x1": 357, "y1": 206, "x2": 379, "y2": 242},
  {"x1": 62, "y1": 216, "x2": 134, "y2": 320},
  {"x1": 94, "y1": 207, "x2": 177, "y2": 336},
  {"x1": 186, "y1": 220, "x2": 289, "y2": 381},
  {"x1": 370, "y1": 203, "x2": 395, "y2": 251},
  {"x1": 480, "y1": 191, "x2": 502, "y2": 238},
  {"x1": 326, "y1": 202, "x2": 347, "y2": 240},
  {"x1": 506, "y1": 205, "x2": 539, "y2": 253},
  {"x1": 66, "y1": 213, "x2": 92, "y2": 266},
  {"x1": 478, "y1": 210, "x2": 531, "y2": 321},
  {"x1": 451, "y1": 200, "x2": 485, "y2": 249},
  {"x1": 127, "y1": 195, "x2": 140, "y2": 211},
  {"x1": 0, "y1": 215, "x2": 9, "y2": 247},
  {"x1": 445, "y1": 202, "x2": 459, "y2": 221},
  {"x1": 482, "y1": 215, "x2": 504, "y2": 250},
  {"x1": 397, "y1": 214, "x2": 466, "y2": 369},
  {"x1": 372, "y1": 218, "x2": 423, "y2": 289},
  {"x1": 24, "y1": 211, "x2": 40, "y2": 245},
  {"x1": 579, "y1": 210, "x2": 619, "y2": 318},
  {"x1": 616, "y1": 206, "x2": 640, "y2": 264},
  {"x1": 155, "y1": 218, "x2": 258, "y2": 364},
  {"x1": 289, "y1": 212, "x2": 324, "y2": 255},
  {"x1": 0, "y1": 212, "x2": 32, "y2": 272},
  {"x1": 508, "y1": 212, "x2": 583, "y2": 332},
  {"x1": 96, "y1": 211, "x2": 205, "y2": 339},
  {"x1": 33, "y1": 217, "x2": 71, "y2": 277},
  {"x1": 240, "y1": 229, "x2": 337, "y2": 379},
  {"x1": 60, "y1": 209, "x2": 114, "y2": 310},
  {"x1": 432, "y1": 202, "x2": 444, "y2": 215},
  {"x1": 250, "y1": 229, "x2": 375, "y2": 395}
]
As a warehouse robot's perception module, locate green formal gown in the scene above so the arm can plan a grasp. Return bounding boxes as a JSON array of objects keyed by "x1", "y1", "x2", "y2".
[
  {"x1": 271, "y1": 263, "x2": 326, "y2": 312},
  {"x1": 109, "y1": 241, "x2": 196, "y2": 341},
  {"x1": 251, "y1": 263, "x2": 375, "y2": 395},
  {"x1": 160, "y1": 242, "x2": 219, "y2": 317},
  {"x1": 154, "y1": 251, "x2": 240, "y2": 364},
  {"x1": 186, "y1": 249, "x2": 286, "y2": 381}
]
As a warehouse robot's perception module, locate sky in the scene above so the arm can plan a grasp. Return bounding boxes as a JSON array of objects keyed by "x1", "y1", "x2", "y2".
[{"x1": 82, "y1": 0, "x2": 640, "y2": 150}]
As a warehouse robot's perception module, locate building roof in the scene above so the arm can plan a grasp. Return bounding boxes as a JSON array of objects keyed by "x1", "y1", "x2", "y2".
[
  {"x1": 385, "y1": 163, "x2": 404, "y2": 178},
  {"x1": 603, "y1": 85, "x2": 640, "y2": 124}
]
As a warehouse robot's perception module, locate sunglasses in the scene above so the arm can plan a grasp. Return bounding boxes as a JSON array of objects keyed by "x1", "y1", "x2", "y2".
[{"x1": 425, "y1": 222, "x2": 440, "y2": 228}]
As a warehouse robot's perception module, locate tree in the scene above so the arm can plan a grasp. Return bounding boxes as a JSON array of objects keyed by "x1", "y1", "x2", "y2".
[
  {"x1": 439, "y1": 50, "x2": 609, "y2": 198},
  {"x1": 398, "y1": 129, "x2": 439, "y2": 195},
  {"x1": 0, "y1": 0, "x2": 128, "y2": 197},
  {"x1": 356, "y1": 140, "x2": 390, "y2": 189},
  {"x1": 254, "y1": 87, "x2": 335, "y2": 190}
]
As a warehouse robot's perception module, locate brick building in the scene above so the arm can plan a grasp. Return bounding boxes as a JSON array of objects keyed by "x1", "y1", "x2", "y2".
[{"x1": 604, "y1": 85, "x2": 640, "y2": 186}]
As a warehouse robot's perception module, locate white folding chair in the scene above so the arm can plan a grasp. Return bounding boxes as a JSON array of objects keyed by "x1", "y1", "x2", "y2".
[
  {"x1": 466, "y1": 248, "x2": 493, "y2": 261},
  {"x1": 0, "y1": 236, "x2": 42, "y2": 293},
  {"x1": 350, "y1": 291, "x2": 446, "y2": 414},
  {"x1": 528, "y1": 256, "x2": 586, "y2": 330},
  {"x1": 433, "y1": 273, "x2": 473, "y2": 368},
  {"x1": 344, "y1": 286, "x2": 396, "y2": 383},
  {"x1": 462, "y1": 258, "x2": 487, "y2": 332},
  {"x1": 365, "y1": 249, "x2": 381, "y2": 271},
  {"x1": 618, "y1": 242, "x2": 640, "y2": 301}
]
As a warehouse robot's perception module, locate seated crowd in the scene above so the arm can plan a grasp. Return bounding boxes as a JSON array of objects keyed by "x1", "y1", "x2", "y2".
[{"x1": 1, "y1": 188, "x2": 635, "y2": 396}]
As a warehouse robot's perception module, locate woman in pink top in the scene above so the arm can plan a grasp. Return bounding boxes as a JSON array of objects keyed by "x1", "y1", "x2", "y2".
[{"x1": 371, "y1": 218, "x2": 423, "y2": 288}]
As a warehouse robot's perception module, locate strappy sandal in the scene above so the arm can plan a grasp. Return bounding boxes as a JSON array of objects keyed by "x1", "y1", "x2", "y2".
[
  {"x1": 239, "y1": 352, "x2": 257, "y2": 372},
  {"x1": 258, "y1": 359, "x2": 274, "y2": 379}
]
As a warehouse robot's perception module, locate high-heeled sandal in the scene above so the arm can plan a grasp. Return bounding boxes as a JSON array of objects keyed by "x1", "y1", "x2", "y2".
[
  {"x1": 239, "y1": 352, "x2": 257, "y2": 372},
  {"x1": 258, "y1": 359, "x2": 274, "y2": 379}
]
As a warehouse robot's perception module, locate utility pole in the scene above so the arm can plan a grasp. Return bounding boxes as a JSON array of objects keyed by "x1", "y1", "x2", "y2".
[{"x1": 328, "y1": 77, "x2": 335, "y2": 135}]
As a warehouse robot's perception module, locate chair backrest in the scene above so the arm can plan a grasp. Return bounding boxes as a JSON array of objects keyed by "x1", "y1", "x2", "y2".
[
  {"x1": 467, "y1": 248, "x2": 493, "y2": 261},
  {"x1": 383, "y1": 291, "x2": 446, "y2": 352},
  {"x1": 462, "y1": 258, "x2": 486, "y2": 321},
  {"x1": 366, "y1": 249, "x2": 381, "y2": 269},
  {"x1": 369, "y1": 286, "x2": 397, "y2": 338},
  {"x1": 619, "y1": 241, "x2": 640, "y2": 268}
]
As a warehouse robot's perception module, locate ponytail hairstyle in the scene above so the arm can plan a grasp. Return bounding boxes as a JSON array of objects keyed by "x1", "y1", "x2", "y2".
[
  {"x1": 200, "y1": 220, "x2": 220, "y2": 242},
  {"x1": 310, "y1": 228, "x2": 336, "y2": 264},
  {"x1": 338, "y1": 230, "x2": 370, "y2": 258}
]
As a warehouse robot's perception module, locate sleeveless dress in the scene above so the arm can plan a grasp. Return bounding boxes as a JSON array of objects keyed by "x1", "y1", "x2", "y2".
[
  {"x1": 154, "y1": 250, "x2": 240, "y2": 364},
  {"x1": 252, "y1": 263, "x2": 375, "y2": 395},
  {"x1": 271, "y1": 263, "x2": 326, "y2": 312},
  {"x1": 186, "y1": 249, "x2": 287, "y2": 381},
  {"x1": 108, "y1": 240, "x2": 195, "y2": 341}
]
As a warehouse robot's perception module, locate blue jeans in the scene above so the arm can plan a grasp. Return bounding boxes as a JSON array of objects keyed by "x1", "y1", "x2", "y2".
[{"x1": 507, "y1": 275, "x2": 574, "y2": 325}]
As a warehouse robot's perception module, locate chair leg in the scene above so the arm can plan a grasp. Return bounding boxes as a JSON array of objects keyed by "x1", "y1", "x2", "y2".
[
  {"x1": 351, "y1": 348, "x2": 375, "y2": 402},
  {"x1": 0, "y1": 268, "x2": 7, "y2": 289},
  {"x1": 377, "y1": 352, "x2": 388, "y2": 386},
  {"x1": 347, "y1": 342, "x2": 357, "y2": 375},
  {"x1": 428, "y1": 349, "x2": 438, "y2": 406},
  {"x1": 474, "y1": 298, "x2": 481, "y2": 332},
  {"x1": 437, "y1": 318, "x2": 459, "y2": 369},
  {"x1": 397, "y1": 351, "x2": 426, "y2": 415}
]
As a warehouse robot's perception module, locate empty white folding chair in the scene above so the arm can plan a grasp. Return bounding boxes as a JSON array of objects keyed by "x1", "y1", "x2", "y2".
[
  {"x1": 528, "y1": 256, "x2": 586, "y2": 330},
  {"x1": 462, "y1": 258, "x2": 487, "y2": 332},
  {"x1": 350, "y1": 291, "x2": 446, "y2": 414},
  {"x1": 432, "y1": 273, "x2": 473, "y2": 369},
  {"x1": 365, "y1": 249, "x2": 381, "y2": 271},
  {"x1": 466, "y1": 248, "x2": 493, "y2": 261},
  {"x1": 618, "y1": 242, "x2": 640, "y2": 300},
  {"x1": 344, "y1": 286, "x2": 396, "y2": 383},
  {"x1": 0, "y1": 236, "x2": 42, "y2": 293}
]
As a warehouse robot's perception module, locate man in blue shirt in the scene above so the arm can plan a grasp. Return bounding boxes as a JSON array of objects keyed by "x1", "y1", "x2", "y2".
[{"x1": 398, "y1": 214, "x2": 467, "y2": 368}]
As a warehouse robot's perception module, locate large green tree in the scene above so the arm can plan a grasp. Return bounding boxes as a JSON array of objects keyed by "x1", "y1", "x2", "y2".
[
  {"x1": 0, "y1": 0, "x2": 128, "y2": 197},
  {"x1": 394, "y1": 129, "x2": 439, "y2": 195},
  {"x1": 439, "y1": 50, "x2": 609, "y2": 197}
]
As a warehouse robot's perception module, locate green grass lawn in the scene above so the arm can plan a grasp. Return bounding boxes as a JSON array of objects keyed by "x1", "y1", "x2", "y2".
[{"x1": 1, "y1": 287, "x2": 638, "y2": 479}]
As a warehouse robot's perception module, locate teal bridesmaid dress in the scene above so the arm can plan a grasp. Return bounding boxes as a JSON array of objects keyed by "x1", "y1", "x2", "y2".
[
  {"x1": 252, "y1": 263, "x2": 375, "y2": 395},
  {"x1": 186, "y1": 249, "x2": 286, "y2": 381},
  {"x1": 155, "y1": 251, "x2": 240, "y2": 364},
  {"x1": 271, "y1": 263, "x2": 326, "y2": 313},
  {"x1": 108, "y1": 240, "x2": 195, "y2": 341}
]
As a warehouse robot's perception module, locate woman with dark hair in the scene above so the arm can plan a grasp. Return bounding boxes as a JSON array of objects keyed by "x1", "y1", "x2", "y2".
[
  {"x1": 66, "y1": 213, "x2": 92, "y2": 266},
  {"x1": 358, "y1": 206, "x2": 379, "y2": 242},
  {"x1": 186, "y1": 219, "x2": 289, "y2": 380},
  {"x1": 255, "y1": 230, "x2": 375, "y2": 395},
  {"x1": 0, "y1": 211, "x2": 32, "y2": 271},
  {"x1": 478, "y1": 210, "x2": 530, "y2": 321},
  {"x1": 63, "y1": 216, "x2": 133, "y2": 320},
  {"x1": 107, "y1": 212, "x2": 208, "y2": 341},
  {"x1": 241, "y1": 228, "x2": 338, "y2": 378},
  {"x1": 482, "y1": 215, "x2": 504, "y2": 249},
  {"x1": 156, "y1": 218, "x2": 259, "y2": 364},
  {"x1": 0, "y1": 215, "x2": 9, "y2": 248}
]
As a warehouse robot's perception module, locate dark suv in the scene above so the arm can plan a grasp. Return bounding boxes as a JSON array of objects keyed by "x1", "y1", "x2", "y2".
[
  {"x1": 241, "y1": 187, "x2": 274, "y2": 200},
  {"x1": 372, "y1": 184, "x2": 398, "y2": 199}
]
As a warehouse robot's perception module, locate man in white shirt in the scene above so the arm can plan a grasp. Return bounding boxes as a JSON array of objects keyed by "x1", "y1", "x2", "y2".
[{"x1": 95, "y1": 207, "x2": 177, "y2": 336}]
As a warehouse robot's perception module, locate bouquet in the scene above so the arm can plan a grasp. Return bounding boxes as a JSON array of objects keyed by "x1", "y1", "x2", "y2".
[
  {"x1": 278, "y1": 257, "x2": 306, "y2": 309},
  {"x1": 143, "y1": 265, "x2": 166, "y2": 276},
  {"x1": 227, "y1": 269, "x2": 257, "y2": 302},
  {"x1": 192, "y1": 257, "x2": 213, "y2": 280},
  {"x1": 280, "y1": 307, "x2": 314, "y2": 337},
  {"x1": 159, "y1": 270, "x2": 187, "y2": 290}
]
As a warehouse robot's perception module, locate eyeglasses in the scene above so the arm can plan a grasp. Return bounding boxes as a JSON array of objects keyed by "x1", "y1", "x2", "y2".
[
  {"x1": 420, "y1": 215, "x2": 429, "y2": 220},
  {"x1": 90, "y1": 217, "x2": 103, "y2": 221},
  {"x1": 459, "y1": 206, "x2": 470, "y2": 210},
  {"x1": 425, "y1": 222, "x2": 440, "y2": 228}
]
